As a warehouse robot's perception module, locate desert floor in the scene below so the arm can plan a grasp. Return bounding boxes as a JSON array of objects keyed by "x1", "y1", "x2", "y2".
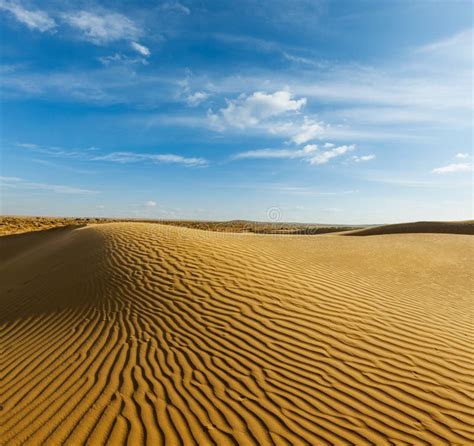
[{"x1": 0, "y1": 222, "x2": 472, "y2": 445}]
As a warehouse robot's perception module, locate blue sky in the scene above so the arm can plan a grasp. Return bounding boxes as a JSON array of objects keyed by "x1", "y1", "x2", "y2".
[{"x1": 0, "y1": 0, "x2": 472, "y2": 223}]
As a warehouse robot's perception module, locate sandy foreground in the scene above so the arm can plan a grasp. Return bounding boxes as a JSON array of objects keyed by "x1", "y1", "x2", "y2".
[{"x1": 0, "y1": 222, "x2": 473, "y2": 445}]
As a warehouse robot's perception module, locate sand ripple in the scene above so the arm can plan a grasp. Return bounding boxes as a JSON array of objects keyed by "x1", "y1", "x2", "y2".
[{"x1": 1, "y1": 223, "x2": 472, "y2": 445}]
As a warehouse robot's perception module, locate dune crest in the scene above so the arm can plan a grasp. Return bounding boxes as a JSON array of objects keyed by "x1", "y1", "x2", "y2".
[
  {"x1": 1, "y1": 222, "x2": 472, "y2": 445},
  {"x1": 346, "y1": 220, "x2": 474, "y2": 236}
]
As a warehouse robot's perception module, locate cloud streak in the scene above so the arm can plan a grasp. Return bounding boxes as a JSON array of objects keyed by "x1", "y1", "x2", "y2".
[
  {"x1": 0, "y1": 176, "x2": 97, "y2": 194},
  {"x1": 0, "y1": 3, "x2": 150, "y2": 57},
  {"x1": 233, "y1": 143, "x2": 355, "y2": 165},
  {"x1": 160, "y1": 2, "x2": 190, "y2": 15},
  {"x1": 17, "y1": 143, "x2": 208, "y2": 167},
  {"x1": 92, "y1": 151, "x2": 207, "y2": 167},
  {"x1": 131, "y1": 41, "x2": 150, "y2": 57},
  {"x1": 0, "y1": 0, "x2": 56, "y2": 32},
  {"x1": 0, "y1": 0, "x2": 56, "y2": 31},
  {"x1": 63, "y1": 10, "x2": 141, "y2": 44},
  {"x1": 352, "y1": 154, "x2": 375, "y2": 162},
  {"x1": 432, "y1": 163, "x2": 473, "y2": 174}
]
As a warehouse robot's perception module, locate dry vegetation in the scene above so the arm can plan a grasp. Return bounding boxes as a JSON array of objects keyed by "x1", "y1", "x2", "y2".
[
  {"x1": 156, "y1": 219, "x2": 362, "y2": 234},
  {"x1": 0, "y1": 216, "x2": 110, "y2": 236},
  {"x1": 0, "y1": 216, "x2": 362, "y2": 236}
]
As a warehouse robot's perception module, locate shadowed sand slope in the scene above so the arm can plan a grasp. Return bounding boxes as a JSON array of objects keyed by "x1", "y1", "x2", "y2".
[
  {"x1": 346, "y1": 220, "x2": 474, "y2": 236},
  {"x1": 0, "y1": 222, "x2": 473, "y2": 445}
]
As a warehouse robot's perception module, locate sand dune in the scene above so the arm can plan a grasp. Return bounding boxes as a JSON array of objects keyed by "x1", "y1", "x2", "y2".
[
  {"x1": 346, "y1": 220, "x2": 474, "y2": 236},
  {"x1": 1, "y1": 222, "x2": 473, "y2": 445},
  {"x1": 0, "y1": 216, "x2": 361, "y2": 236}
]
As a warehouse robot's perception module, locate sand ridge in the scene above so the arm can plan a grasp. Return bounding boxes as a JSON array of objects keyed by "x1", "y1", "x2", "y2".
[
  {"x1": 0, "y1": 222, "x2": 473, "y2": 445},
  {"x1": 346, "y1": 220, "x2": 474, "y2": 236}
]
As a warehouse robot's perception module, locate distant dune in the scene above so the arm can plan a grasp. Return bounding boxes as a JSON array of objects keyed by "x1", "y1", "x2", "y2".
[
  {"x1": 0, "y1": 216, "x2": 103, "y2": 236},
  {"x1": 0, "y1": 216, "x2": 362, "y2": 236},
  {"x1": 1, "y1": 223, "x2": 472, "y2": 445},
  {"x1": 345, "y1": 220, "x2": 474, "y2": 236}
]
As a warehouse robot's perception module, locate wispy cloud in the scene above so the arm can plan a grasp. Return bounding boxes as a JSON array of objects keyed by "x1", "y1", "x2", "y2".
[
  {"x1": 432, "y1": 163, "x2": 473, "y2": 174},
  {"x1": 0, "y1": 176, "x2": 97, "y2": 194},
  {"x1": 63, "y1": 10, "x2": 141, "y2": 44},
  {"x1": 92, "y1": 151, "x2": 207, "y2": 167},
  {"x1": 0, "y1": 12, "x2": 470, "y2": 141},
  {"x1": 289, "y1": 117, "x2": 325, "y2": 144},
  {"x1": 431, "y1": 150, "x2": 473, "y2": 174},
  {"x1": 0, "y1": 3, "x2": 152, "y2": 63},
  {"x1": 309, "y1": 144, "x2": 355, "y2": 165},
  {"x1": 16, "y1": 143, "x2": 208, "y2": 167},
  {"x1": 352, "y1": 154, "x2": 375, "y2": 162},
  {"x1": 200, "y1": 30, "x2": 472, "y2": 136},
  {"x1": 160, "y1": 2, "x2": 190, "y2": 15},
  {"x1": 415, "y1": 28, "x2": 472, "y2": 62},
  {"x1": 0, "y1": 0, "x2": 56, "y2": 32},
  {"x1": 233, "y1": 182, "x2": 359, "y2": 197},
  {"x1": 363, "y1": 172, "x2": 471, "y2": 188},
  {"x1": 186, "y1": 91, "x2": 208, "y2": 107},
  {"x1": 233, "y1": 144, "x2": 318, "y2": 160},
  {"x1": 0, "y1": 64, "x2": 178, "y2": 104},
  {"x1": 274, "y1": 187, "x2": 358, "y2": 197},
  {"x1": 233, "y1": 143, "x2": 355, "y2": 165},
  {"x1": 17, "y1": 143, "x2": 93, "y2": 159},
  {"x1": 98, "y1": 53, "x2": 149, "y2": 66},
  {"x1": 329, "y1": 106, "x2": 471, "y2": 128},
  {"x1": 131, "y1": 41, "x2": 150, "y2": 57},
  {"x1": 178, "y1": 75, "x2": 210, "y2": 107}
]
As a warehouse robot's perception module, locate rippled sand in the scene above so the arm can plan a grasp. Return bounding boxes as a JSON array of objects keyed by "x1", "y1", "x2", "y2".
[{"x1": 1, "y1": 222, "x2": 472, "y2": 445}]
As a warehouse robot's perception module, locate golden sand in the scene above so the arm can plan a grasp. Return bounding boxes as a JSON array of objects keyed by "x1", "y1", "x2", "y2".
[{"x1": 0, "y1": 222, "x2": 472, "y2": 445}]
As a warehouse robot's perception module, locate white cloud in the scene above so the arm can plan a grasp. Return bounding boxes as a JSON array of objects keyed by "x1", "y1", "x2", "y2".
[
  {"x1": 211, "y1": 90, "x2": 306, "y2": 129},
  {"x1": 352, "y1": 154, "x2": 375, "y2": 162},
  {"x1": 455, "y1": 152, "x2": 469, "y2": 159},
  {"x1": 330, "y1": 106, "x2": 471, "y2": 127},
  {"x1": 234, "y1": 143, "x2": 354, "y2": 166},
  {"x1": 152, "y1": 153, "x2": 206, "y2": 166},
  {"x1": 186, "y1": 91, "x2": 208, "y2": 107},
  {"x1": 432, "y1": 163, "x2": 473, "y2": 174},
  {"x1": 93, "y1": 151, "x2": 207, "y2": 167},
  {"x1": 291, "y1": 116, "x2": 325, "y2": 144},
  {"x1": 196, "y1": 28, "x2": 472, "y2": 135},
  {"x1": 63, "y1": 11, "x2": 140, "y2": 44},
  {"x1": 17, "y1": 142, "x2": 39, "y2": 149},
  {"x1": 160, "y1": 2, "x2": 191, "y2": 15},
  {"x1": 0, "y1": 176, "x2": 97, "y2": 194},
  {"x1": 0, "y1": 0, "x2": 56, "y2": 31},
  {"x1": 233, "y1": 148, "x2": 295, "y2": 159},
  {"x1": 145, "y1": 200, "x2": 157, "y2": 207},
  {"x1": 98, "y1": 52, "x2": 149, "y2": 66},
  {"x1": 17, "y1": 142, "x2": 207, "y2": 167},
  {"x1": 206, "y1": 90, "x2": 329, "y2": 145},
  {"x1": 234, "y1": 144, "x2": 318, "y2": 160},
  {"x1": 309, "y1": 144, "x2": 355, "y2": 165},
  {"x1": 416, "y1": 28, "x2": 473, "y2": 62},
  {"x1": 131, "y1": 41, "x2": 150, "y2": 57}
]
